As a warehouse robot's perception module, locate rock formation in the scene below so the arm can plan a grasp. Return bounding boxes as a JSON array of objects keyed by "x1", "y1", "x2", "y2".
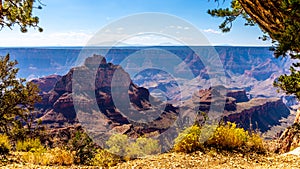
[
  {"x1": 31, "y1": 75, "x2": 61, "y2": 93},
  {"x1": 224, "y1": 98, "x2": 290, "y2": 132},
  {"x1": 33, "y1": 54, "x2": 178, "y2": 139},
  {"x1": 183, "y1": 88, "x2": 290, "y2": 133},
  {"x1": 226, "y1": 90, "x2": 249, "y2": 103}
]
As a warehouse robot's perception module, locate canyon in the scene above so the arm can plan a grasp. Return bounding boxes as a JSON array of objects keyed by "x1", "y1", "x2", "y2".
[{"x1": 28, "y1": 46, "x2": 294, "y2": 142}]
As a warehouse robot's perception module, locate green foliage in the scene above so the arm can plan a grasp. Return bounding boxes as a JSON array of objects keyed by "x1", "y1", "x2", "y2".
[
  {"x1": 0, "y1": 54, "x2": 41, "y2": 137},
  {"x1": 91, "y1": 149, "x2": 121, "y2": 167},
  {"x1": 208, "y1": 0, "x2": 254, "y2": 32},
  {"x1": 126, "y1": 137, "x2": 161, "y2": 159},
  {"x1": 67, "y1": 131, "x2": 96, "y2": 165},
  {"x1": 173, "y1": 122, "x2": 265, "y2": 153},
  {"x1": 209, "y1": 0, "x2": 300, "y2": 99},
  {"x1": 274, "y1": 66, "x2": 300, "y2": 99},
  {"x1": 106, "y1": 133, "x2": 128, "y2": 157},
  {"x1": 0, "y1": 134, "x2": 11, "y2": 157},
  {"x1": 16, "y1": 138, "x2": 44, "y2": 152},
  {"x1": 0, "y1": 0, "x2": 43, "y2": 32},
  {"x1": 106, "y1": 133, "x2": 161, "y2": 160}
]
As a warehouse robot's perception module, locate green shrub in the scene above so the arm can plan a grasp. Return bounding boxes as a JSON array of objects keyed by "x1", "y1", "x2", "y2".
[
  {"x1": 126, "y1": 137, "x2": 160, "y2": 158},
  {"x1": 0, "y1": 134, "x2": 11, "y2": 157},
  {"x1": 67, "y1": 131, "x2": 96, "y2": 165},
  {"x1": 106, "y1": 133, "x2": 128, "y2": 157},
  {"x1": 16, "y1": 138, "x2": 44, "y2": 152},
  {"x1": 106, "y1": 133, "x2": 161, "y2": 160},
  {"x1": 91, "y1": 149, "x2": 121, "y2": 167}
]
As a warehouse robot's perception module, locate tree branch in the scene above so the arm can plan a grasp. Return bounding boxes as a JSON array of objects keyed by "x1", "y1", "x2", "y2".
[{"x1": 0, "y1": 0, "x2": 2, "y2": 19}]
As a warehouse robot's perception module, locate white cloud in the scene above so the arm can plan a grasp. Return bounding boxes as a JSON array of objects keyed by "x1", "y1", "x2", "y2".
[
  {"x1": 120, "y1": 34, "x2": 182, "y2": 46},
  {"x1": 44, "y1": 31, "x2": 93, "y2": 46},
  {"x1": 202, "y1": 28, "x2": 221, "y2": 34},
  {"x1": 177, "y1": 26, "x2": 183, "y2": 29},
  {"x1": 29, "y1": 66, "x2": 37, "y2": 70},
  {"x1": 168, "y1": 25, "x2": 190, "y2": 30},
  {"x1": 0, "y1": 30, "x2": 94, "y2": 46}
]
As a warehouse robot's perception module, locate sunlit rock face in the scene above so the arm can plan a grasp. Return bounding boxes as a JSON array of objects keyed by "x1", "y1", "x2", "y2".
[{"x1": 33, "y1": 55, "x2": 178, "y2": 138}]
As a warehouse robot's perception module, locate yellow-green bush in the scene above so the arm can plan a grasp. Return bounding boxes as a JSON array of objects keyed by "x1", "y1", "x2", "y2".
[
  {"x1": 106, "y1": 133, "x2": 128, "y2": 157},
  {"x1": 16, "y1": 138, "x2": 44, "y2": 152},
  {"x1": 173, "y1": 125, "x2": 203, "y2": 153},
  {"x1": 173, "y1": 122, "x2": 265, "y2": 153},
  {"x1": 126, "y1": 137, "x2": 160, "y2": 158},
  {"x1": 91, "y1": 149, "x2": 121, "y2": 167},
  {"x1": 0, "y1": 134, "x2": 11, "y2": 157},
  {"x1": 48, "y1": 147, "x2": 74, "y2": 166},
  {"x1": 246, "y1": 133, "x2": 265, "y2": 152},
  {"x1": 106, "y1": 133, "x2": 161, "y2": 160},
  {"x1": 207, "y1": 122, "x2": 248, "y2": 150},
  {"x1": 21, "y1": 147, "x2": 48, "y2": 165},
  {"x1": 21, "y1": 147, "x2": 74, "y2": 166}
]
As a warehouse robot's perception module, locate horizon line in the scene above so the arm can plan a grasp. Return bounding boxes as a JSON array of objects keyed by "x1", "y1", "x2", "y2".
[{"x1": 0, "y1": 45, "x2": 273, "y2": 48}]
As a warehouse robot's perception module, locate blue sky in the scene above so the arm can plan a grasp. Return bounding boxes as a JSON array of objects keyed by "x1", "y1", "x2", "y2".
[{"x1": 0, "y1": 0, "x2": 272, "y2": 47}]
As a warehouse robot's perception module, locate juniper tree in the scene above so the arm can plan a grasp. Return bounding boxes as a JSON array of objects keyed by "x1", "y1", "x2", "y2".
[
  {"x1": 208, "y1": 0, "x2": 300, "y2": 99},
  {"x1": 0, "y1": 0, "x2": 43, "y2": 32},
  {"x1": 0, "y1": 54, "x2": 41, "y2": 137}
]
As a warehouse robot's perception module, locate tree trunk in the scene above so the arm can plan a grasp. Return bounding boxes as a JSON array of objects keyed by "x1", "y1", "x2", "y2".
[
  {"x1": 238, "y1": 0, "x2": 284, "y2": 40},
  {"x1": 0, "y1": 0, "x2": 3, "y2": 18}
]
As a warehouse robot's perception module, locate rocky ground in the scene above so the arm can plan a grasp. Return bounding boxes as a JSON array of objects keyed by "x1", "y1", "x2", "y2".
[
  {"x1": 2, "y1": 151, "x2": 300, "y2": 169},
  {"x1": 112, "y1": 152, "x2": 300, "y2": 169}
]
